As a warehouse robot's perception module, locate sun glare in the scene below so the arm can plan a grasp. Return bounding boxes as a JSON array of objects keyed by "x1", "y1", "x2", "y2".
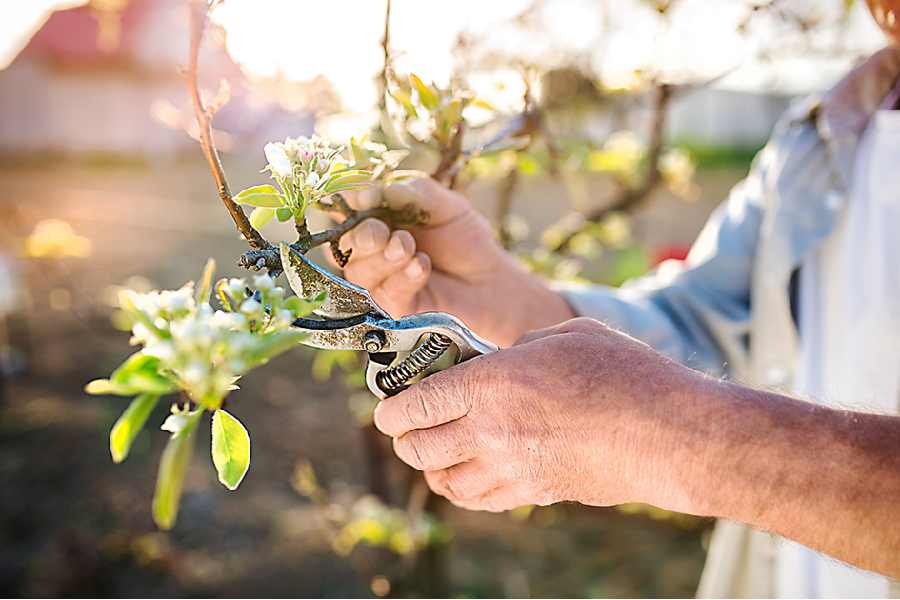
[{"x1": 0, "y1": 0, "x2": 87, "y2": 69}]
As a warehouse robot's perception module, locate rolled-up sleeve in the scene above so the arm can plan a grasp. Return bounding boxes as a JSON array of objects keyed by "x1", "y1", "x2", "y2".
[{"x1": 556, "y1": 146, "x2": 771, "y2": 376}]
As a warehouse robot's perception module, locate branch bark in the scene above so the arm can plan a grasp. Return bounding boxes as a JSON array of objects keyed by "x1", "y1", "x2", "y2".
[
  {"x1": 551, "y1": 82, "x2": 674, "y2": 253},
  {"x1": 376, "y1": 0, "x2": 392, "y2": 115},
  {"x1": 238, "y1": 202, "x2": 425, "y2": 276},
  {"x1": 187, "y1": 0, "x2": 268, "y2": 251}
]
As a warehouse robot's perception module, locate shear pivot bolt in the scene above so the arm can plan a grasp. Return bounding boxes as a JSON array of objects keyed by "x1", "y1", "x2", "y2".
[{"x1": 364, "y1": 331, "x2": 386, "y2": 353}]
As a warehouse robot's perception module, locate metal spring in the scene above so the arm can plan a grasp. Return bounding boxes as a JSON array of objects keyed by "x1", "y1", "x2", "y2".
[{"x1": 376, "y1": 333, "x2": 453, "y2": 394}]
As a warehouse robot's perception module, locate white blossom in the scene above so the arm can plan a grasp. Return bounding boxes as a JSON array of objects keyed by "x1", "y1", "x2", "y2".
[
  {"x1": 158, "y1": 285, "x2": 194, "y2": 314},
  {"x1": 161, "y1": 412, "x2": 191, "y2": 434},
  {"x1": 252, "y1": 273, "x2": 274, "y2": 291},
  {"x1": 144, "y1": 341, "x2": 175, "y2": 362},
  {"x1": 113, "y1": 267, "x2": 318, "y2": 411},
  {"x1": 226, "y1": 278, "x2": 247, "y2": 300},
  {"x1": 210, "y1": 310, "x2": 246, "y2": 331},
  {"x1": 264, "y1": 142, "x2": 292, "y2": 178},
  {"x1": 240, "y1": 299, "x2": 263, "y2": 316}
]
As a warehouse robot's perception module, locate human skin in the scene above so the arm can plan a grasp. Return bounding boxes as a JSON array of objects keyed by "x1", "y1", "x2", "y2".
[
  {"x1": 867, "y1": 0, "x2": 900, "y2": 43},
  {"x1": 337, "y1": 174, "x2": 573, "y2": 347},
  {"x1": 334, "y1": 3, "x2": 900, "y2": 577},
  {"x1": 372, "y1": 318, "x2": 900, "y2": 577}
]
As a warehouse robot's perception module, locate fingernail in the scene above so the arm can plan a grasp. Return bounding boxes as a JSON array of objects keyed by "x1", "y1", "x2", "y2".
[
  {"x1": 385, "y1": 180, "x2": 419, "y2": 205},
  {"x1": 405, "y1": 258, "x2": 424, "y2": 279},
  {"x1": 357, "y1": 221, "x2": 376, "y2": 252},
  {"x1": 384, "y1": 235, "x2": 406, "y2": 261}
]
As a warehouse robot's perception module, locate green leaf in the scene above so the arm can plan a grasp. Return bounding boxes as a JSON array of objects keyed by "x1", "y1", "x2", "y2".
[
  {"x1": 112, "y1": 353, "x2": 176, "y2": 394},
  {"x1": 311, "y1": 349, "x2": 359, "y2": 382},
  {"x1": 235, "y1": 184, "x2": 279, "y2": 200},
  {"x1": 215, "y1": 278, "x2": 233, "y2": 311},
  {"x1": 245, "y1": 329, "x2": 308, "y2": 369},
  {"x1": 276, "y1": 207, "x2": 293, "y2": 222},
  {"x1": 86, "y1": 353, "x2": 176, "y2": 396},
  {"x1": 323, "y1": 170, "x2": 372, "y2": 194},
  {"x1": 196, "y1": 258, "x2": 216, "y2": 304},
  {"x1": 249, "y1": 207, "x2": 276, "y2": 229},
  {"x1": 471, "y1": 97, "x2": 496, "y2": 111},
  {"x1": 234, "y1": 185, "x2": 285, "y2": 208},
  {"x1": 211, "y1": 409, "x2": 251, "y2": 491},
  {"x1": 516, "y1": 153, "x2": 541, "y2": 176},
  {"x1": 410, "y1": 74, "x2": 439, "y2": 111},
  {"x1": 109, "y1": 393, "x2": 159, "y2": 463},
  {"x1": 284, "y1": 290, "x2": 327, "y2": 318},
  {"x1": 118, "y1": 291, "x2": 170, "y2": 340},
  {"x1": 152, "y1": 409, "x2": 202, "y2": 530},
  {"x1": 390, "y1": 88, "x2": 418, "y2": 119},
  {"x1": 85, "y1": 378, "x2": 126, "y2": 395}
]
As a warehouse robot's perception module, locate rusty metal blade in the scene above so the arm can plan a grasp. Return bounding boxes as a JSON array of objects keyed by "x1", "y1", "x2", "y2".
[{"x1": 279, "y1": 242, "x2": 389, "y2": 319}]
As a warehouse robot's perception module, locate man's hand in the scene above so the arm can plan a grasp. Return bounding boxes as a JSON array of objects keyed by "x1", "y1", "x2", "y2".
[
  {"x1": 372, "y1": 318, "x2": 704, "y2": 513},
  {"x1": 338, "y1": 173, "x2": 574, "y2": 346},
  {"x1": 373, "y1": 318, "x2": 900, "y2": 578}
]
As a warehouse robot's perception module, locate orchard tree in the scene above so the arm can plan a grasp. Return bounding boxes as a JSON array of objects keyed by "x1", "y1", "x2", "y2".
[{"x1": 84, "y1": 0, "x2": 864, "y2": 593}]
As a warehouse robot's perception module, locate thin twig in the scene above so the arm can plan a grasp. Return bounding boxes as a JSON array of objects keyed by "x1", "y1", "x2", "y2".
[
  {"x1": 238, "y1": 203, "x2": 425, "y2": 276},
  {"x1": 431, "y1": 121, "x2": 466, "y2": 188},
  {"x1": 496, "y1": 166, "x2": 520, "y2": 250},
  {"x1": 376, "y1": 0, "x2": 392, "y2": 115},
  {"x1": 187, "y1": 0, "x2": 268, "y2": 250},
  {"x1": 551, "y1": 83, "x2": 674, "y2": 253}
]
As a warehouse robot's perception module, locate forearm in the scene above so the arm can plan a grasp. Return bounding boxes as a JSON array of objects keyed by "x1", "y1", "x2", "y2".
[{"x1": 660, "y1": 377, "x2": 900, "y2": 577}]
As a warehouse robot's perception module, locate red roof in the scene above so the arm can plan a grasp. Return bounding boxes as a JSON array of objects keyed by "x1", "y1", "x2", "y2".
[
  {"x1": 20, "y1": 0, "x2": 155, "y2": 67},
  {"x1": 16, "y1": 0, "x2": 243, "y2": 83}
]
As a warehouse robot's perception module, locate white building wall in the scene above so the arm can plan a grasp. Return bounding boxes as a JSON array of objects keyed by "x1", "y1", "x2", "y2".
[
  {"x1": 666, "y1": 87, "x2": 795, "y2": 147},
  {"x1": 0, "y1": 61, "x2": 187, "y2": 154}
]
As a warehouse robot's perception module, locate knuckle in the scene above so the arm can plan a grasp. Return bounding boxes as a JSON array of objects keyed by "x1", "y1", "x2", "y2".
[
  {"x1": 395, "y1": 435, "x2": 426, "y2": 470},
  {"x1": 341, "y1": 262, "x2": 369, "y2": 285},
  {"x1": 440, "y1": 470, "x2": 465, "y2": 501},
  {"x1": 441, "y1": 467, "x2": 481, "y2": 502},
  {"x1": 403, "y1": 393, "x2": 431, "y2": 428},
  {"x1": 567, "y1": 317, "x2": 603, "y2": 332}
]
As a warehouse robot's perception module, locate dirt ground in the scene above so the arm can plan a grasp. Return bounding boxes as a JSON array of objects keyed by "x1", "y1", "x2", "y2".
[{"x1": 0, "y1": 158, "x2": 743, "y2": 598}]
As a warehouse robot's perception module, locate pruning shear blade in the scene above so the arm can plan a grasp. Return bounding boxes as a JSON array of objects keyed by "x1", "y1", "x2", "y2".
[
  {"x1": 278, "y1": 242, "x2": 497, "y2": 398},
  {"x1": 279, "y1": 242, "x2": 388, "y2": 319}
]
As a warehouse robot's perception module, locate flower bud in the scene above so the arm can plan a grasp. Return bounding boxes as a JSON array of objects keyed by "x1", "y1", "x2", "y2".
[
  {"x1": 227, "y1": 278, "x2": 247, "y2": 300},
  {"x1": 264, "y1": 142, "x2": 293, "y2": 178},
  {"x1": 253, "y1": 273, "x2": 274, "y2": 291},
  {"x1": 240, "y1": 299, "x2": 263, "y2": 316}
]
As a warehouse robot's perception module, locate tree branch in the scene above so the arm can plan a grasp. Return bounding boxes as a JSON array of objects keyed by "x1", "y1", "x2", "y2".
[
  {"x1": 376, "y1": 0, "x2": 392, "y2": 115},
  {"x1": 238, "y1": 201, "x2": 426, "y2": 276},
  {"x1": 187, "y1": 0, "x2": 268, "y2": 251},
  {"x1": 186, "y1": 0, "x2": 424, "y2": 277},
  {"x1": 431, "y1": 121, "x2": 466, "y2": 188},
  {"x1": 550, "y1": 82, "x2": 674, "y2": 253}
]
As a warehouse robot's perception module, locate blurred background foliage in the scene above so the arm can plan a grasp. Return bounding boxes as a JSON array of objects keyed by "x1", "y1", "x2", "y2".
[{"x1": 0, "y1": 0, "x2": 880, "y2": 597}]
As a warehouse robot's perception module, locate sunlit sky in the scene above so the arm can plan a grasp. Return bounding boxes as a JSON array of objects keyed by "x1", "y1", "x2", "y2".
[
  {"x1": 214, "y1": 0, "x2": 882, "y2": 110},
  {"x1": 1, "y1": 0, "x2": 885, "y2": 115}
]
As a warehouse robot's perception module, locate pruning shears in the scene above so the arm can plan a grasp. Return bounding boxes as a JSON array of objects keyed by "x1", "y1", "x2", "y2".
[{"x1": 279, "y1": 243, "x2": 498, "y2": 399}]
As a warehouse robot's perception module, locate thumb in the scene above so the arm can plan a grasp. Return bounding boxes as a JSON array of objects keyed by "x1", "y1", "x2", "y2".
[
  {"x1": 384, "y1": 172, "x2": 472, "y2": 226},
  {"x1": 513, "y1": 317, "x2": 609, "y2": 347}
]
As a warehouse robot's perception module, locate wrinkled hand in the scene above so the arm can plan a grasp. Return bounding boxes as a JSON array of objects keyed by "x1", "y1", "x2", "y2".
[
  {"x1": 338, "y1": 173, "x2": 573, "y2": 346},
  {"x1": 373, "y1": 318, "x2": 709, "y2": 513}
]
